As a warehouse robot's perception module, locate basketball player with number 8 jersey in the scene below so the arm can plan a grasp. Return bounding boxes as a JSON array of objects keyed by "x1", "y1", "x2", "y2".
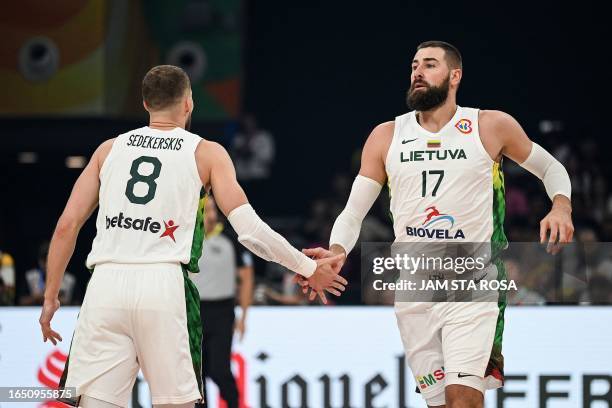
[{"x1": 39, "y1": 65, "x2": 347, "y2": 408}]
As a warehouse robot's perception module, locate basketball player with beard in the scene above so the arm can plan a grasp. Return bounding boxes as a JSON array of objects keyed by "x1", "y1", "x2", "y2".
[{"x1": 300, "y1": 41, "x2": 573, "y2": 407}]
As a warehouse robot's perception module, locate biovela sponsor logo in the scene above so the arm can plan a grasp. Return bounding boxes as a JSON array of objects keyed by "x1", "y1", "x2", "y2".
[
  {"x1": 105, "y1": 212, "x2": 179, "y2": 242},
  {"x1": 406, "y1": 206, "x2": 466, "y2": 240}
]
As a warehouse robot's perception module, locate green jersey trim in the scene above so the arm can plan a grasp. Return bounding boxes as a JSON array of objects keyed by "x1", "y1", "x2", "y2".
[
  {"x1": 182, "y1": 264, "x2": 204, "y2": 400},
  {"x1": 485, "y1": 160, "x2": 507, "y2": 384},
  {"x1": 183, "y1": 188, "x2": 207, "y2": 273}
]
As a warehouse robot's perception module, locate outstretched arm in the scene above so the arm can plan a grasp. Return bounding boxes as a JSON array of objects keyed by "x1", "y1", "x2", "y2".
[
  {"x1": 300, "y1": 122, "x2": 392, "y2": 300},
  {"x1": 40, "y1": 139, "x2": 114, "y2": 344},
  {"x1": 481, "y1": 110, "x2": 573, "y2": 249},
  {"x1": 196, "y1": 141, "x2": 346, "y2": 302},
  {"x1": 327, "y1": 122, "x2": 392, "y2": 257}
]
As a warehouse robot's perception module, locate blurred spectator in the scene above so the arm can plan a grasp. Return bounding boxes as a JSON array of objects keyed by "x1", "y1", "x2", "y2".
[
  {"x1": 231, "y1": 114, "x2": 275, "y2": 180},
  {"x1": 505, "y1": 185, "x2": 529, "y2": 219},
  {"x1": 361, "y1": 247, "x2": 395, "y2": 306},
  {"x1": 303, "y1": 198, "x2": 333, "y2": 244},
  {"x1": 260, "y1": 264, "x2": 308, "y2": 305},
  {"x1": 20, "y1": 241, "x2": 76, "y2": 306},
  {"x1": 0, "y1": 248, "x2": 15, "y2": 305},
  {"x1": 604, "y1": 216, "x2": 612, "y2": 242},
  {"x1": 505, "y1": 258, "x2": 546, "y2": 305},
  {"x1": 252, "y1": 215, "x2": 324, "y2": 305},
  {"x1": 361, "y1": 216, "x2": 393, "y2": 242},
  {"x1": 559, "y1": 227, "x2": 612, "y2": 303},
  {"x1": 0, "y1": 278, "x2": 10, "y2": 306},
  {"x1": 580, "y1": 275, "x2": 612, "y2": 305}
]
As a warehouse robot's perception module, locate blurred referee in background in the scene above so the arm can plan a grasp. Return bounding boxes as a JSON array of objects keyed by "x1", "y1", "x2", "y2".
[{"x1": 190, "y1": 196, "x2": 254, "y2": 408}]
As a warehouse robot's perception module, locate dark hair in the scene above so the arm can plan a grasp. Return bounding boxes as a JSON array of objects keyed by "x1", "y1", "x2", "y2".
[
  {"x1": 417, "y1": 41, "x2": 462, "y2": 69},
  {"x1": 142, "y1": 65, "x2": 191, "y2": 111}
]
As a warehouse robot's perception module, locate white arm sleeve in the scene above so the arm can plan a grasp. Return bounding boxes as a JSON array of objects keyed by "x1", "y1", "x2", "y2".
[
  {"x1": 228, "y1": 204, "x2": 317, "y2": 277},
  {"x1": 329, "y1": 175, "x2": 383, "y2": 255},
  {"x1": 519, "y1": 142, "x2": 571, "y2": 200}
]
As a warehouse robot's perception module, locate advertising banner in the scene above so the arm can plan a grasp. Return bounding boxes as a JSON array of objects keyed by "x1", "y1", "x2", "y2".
[{"x1": 0, "y1": 307, "x2": 610, "y2": 407}]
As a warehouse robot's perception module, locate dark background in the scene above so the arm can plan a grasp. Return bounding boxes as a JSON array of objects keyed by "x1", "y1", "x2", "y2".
[{"x1": 1, "y1": 1, "x2": 610, "y2": 303}]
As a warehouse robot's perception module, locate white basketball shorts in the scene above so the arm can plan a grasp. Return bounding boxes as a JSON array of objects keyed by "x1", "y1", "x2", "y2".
[
  {"x1": 394, "y1": 300, "x2": 505, "y2": 405},
  {"x1": 61, "y1": 263, "x2": 203, "y2": 406}
]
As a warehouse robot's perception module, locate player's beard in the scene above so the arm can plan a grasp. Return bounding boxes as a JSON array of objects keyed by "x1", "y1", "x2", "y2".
[
  {"x1": 184, "y1": 113, "x2": 192, "y2": 131},
  {"x1": 406, "y1": 76, "x2": 450, "y2": 112}
]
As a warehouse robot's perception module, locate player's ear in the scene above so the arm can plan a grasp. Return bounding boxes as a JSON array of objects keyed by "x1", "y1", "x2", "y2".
[
  {"x1": 186, "y1": 90, "x2": 194, "y2": 114},
  {"x1": 142, "y1": 100, "x2": 149, "y2": 112},
  {"x1": 450, "y1": 68, "x2": 462, "y2": 87}
]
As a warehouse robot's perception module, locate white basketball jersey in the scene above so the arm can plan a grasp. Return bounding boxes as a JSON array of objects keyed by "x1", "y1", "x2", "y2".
[
  {"x1": 86, "y1": 127, "x2": 206, "y2": 272},
  {"x1": 385, "y1": 106, "x2": 507, "y2": 244}
]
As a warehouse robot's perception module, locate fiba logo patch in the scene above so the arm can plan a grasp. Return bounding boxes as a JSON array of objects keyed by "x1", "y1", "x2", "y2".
[
  {"x1": 455, "y1": 119, "x2": 472, "y2": 134},
  {"x1": 406, "y1": 206, "x2": 466, "y2": 239}
]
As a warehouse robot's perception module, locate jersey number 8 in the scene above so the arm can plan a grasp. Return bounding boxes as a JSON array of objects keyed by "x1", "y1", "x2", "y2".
[{"x1": 125, "y1": 156, "x2": 162, "y2": 205}]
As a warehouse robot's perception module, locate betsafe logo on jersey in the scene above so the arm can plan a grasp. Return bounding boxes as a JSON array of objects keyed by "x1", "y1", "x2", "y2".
[
  {"x1": 105, "y1": 212, "x2": 179, "y2": 242},
  {"x1": 406, "y1": 206, "x2": 466, "y2": 239}
]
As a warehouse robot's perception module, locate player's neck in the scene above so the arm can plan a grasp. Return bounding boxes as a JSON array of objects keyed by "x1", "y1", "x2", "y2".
[
  {"x1": 148, "y1": 116, "x2": 185, "y2": 130},
  {"x1": 416, "y1": 101, "x2": 458, "y2": 133}
]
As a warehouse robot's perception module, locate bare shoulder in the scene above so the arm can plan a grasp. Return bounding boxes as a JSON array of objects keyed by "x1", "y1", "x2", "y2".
[
  {"x1": 194, "y1": 139, "x2": 234, "y2": 188},
  {"x1": 371, "y1": 121, "x2": 395, "y2": 139},
  {"x1": 479, "y1": 110, "x2": 532, "y2": 162},
  {"x1": 359, "y1": 121, "x2": 394, "y2": 183},
  {"x1": 95, "y1": 138, "x2": 116, "y2": 169},
  {"x1": 364, "y1": 121, "x2": 395, "y2": 150},
  {"x1": 479, "y1": 110, "x2": 522, "y2": 133},
  {"x1": 195, "y1": 139, "x2": 230, "y2": 161},
  {"x1": 98, "y1": 137, "x2": 116, "y2": 153}
]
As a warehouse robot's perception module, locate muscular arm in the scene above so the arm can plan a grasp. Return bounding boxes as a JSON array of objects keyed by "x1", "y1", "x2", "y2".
[
  {"x1": 328, "y1": 122, "x2": 393, "y2": 256},
  {"x1": 480, "y1": 110, "x2": 571, "y2": 204},
  {"x1": 44, "y1": 139, "x2": 114, "y2": 301},
  {"x1": 479, "y1": 110, "x2": 533, "y2": 164},
  {"x1": 196, "y1": 140, "x2": 248, "y2": 215},
  {"x1": 480, "y1": 110, "x2": 573, "y2": 243},
  {"x1": 196, "y1": 141, "x2": 318, "y2": 277},
  {"x1": 358, "y1": 121, "x2": 393, "y2": 184}
]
